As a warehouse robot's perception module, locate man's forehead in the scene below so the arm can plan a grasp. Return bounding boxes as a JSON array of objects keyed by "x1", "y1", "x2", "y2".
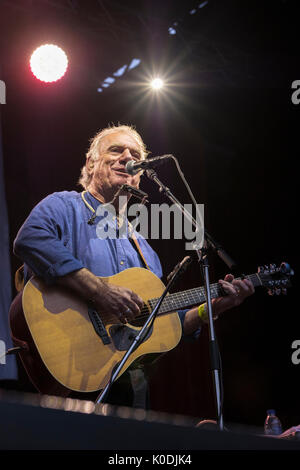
[{"x1": 99, "y1": 131, "x2": 142, "y2": 152}]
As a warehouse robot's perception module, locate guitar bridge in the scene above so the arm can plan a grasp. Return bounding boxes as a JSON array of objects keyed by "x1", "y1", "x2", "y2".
[{"x1": 88, "y1": 304, "x2": 111, "y2": 345}]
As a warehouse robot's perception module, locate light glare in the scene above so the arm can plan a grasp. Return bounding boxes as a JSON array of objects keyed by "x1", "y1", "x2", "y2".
[
  {"x1": 151, "y1": 78, "x2": 164, "y2": 90},
  {"x1": 30, "y1": 44, "x2": 68, "y2": 83}
]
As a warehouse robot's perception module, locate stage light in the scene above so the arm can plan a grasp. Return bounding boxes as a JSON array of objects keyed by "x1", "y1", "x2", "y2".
[
  {"x1": 30, "y1": 44, "x2": 68, "y2": 83},
  {"x1": 151, "y1": 78, "x2": 164, "y2": 90}
]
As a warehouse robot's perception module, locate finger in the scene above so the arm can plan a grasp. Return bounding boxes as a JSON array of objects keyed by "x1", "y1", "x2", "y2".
[
  {"x1": 125, "y1": 298, "x2": 141, "y2": 317},
  {"x1": 118, "y1": 304, "x2": 137, "y2": 322},
  {"x1": 119, "y1": 305, "x2": 135, "y2": 322},
  {"x1": 219, "y1": 279, "x2": 238, "y2": 296},
  {"x1": 232, "y1": 279, "x2": 253, "y2": 295},
  {"x1": 118, "y1": 312, "x2": 128, "y2": 324},
  {"x1": 244, "y1": 279, "x2": 255, "y2": 293},
  {"x1": 119, "y1": 288, "x2": 144, "y2": 312},
  {"x1": 130, "y1": 292, "x2": 144, "y2": 310},
  {"x1": 224, "y1": 274, "x2": 234, "y2": 282}
]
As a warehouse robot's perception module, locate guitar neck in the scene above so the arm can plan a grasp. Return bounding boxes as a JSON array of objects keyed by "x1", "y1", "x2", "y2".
[{"x1": 149, "y1": 273, "x2": 261, "y2": 314}]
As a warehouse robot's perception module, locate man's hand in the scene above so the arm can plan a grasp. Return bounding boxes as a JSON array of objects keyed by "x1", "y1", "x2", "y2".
[
  {"x1": 212, "y1": 274, "x2": 255, "y2": 317},
  {"x1": 57, "y1": 267, "x2": 143, "y2": 324},
  {"x1": 181, "y1": 274, "x2": 255, "y2": 335},
  {"x1": 93, "y1": 282, "x2": 144, "y2": 324}
]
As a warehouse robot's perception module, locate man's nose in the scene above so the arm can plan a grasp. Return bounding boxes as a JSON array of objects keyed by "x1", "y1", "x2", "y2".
[{"x1": 119, "y1": 148, "x2": 133, "y2": 163}]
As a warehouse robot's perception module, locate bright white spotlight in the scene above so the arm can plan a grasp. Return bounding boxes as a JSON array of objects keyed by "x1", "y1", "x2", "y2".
[
  {"x1": 151, "y1": 78, "x2": 164, "y2": 90},
  {"x1": 30, "y1": 44, "x2": 68, "y2": 83}
]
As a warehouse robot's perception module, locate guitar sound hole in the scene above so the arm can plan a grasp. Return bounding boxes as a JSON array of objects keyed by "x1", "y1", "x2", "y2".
[{"x1": 130, "y1": 303, "x2": 151, "y2": 327}]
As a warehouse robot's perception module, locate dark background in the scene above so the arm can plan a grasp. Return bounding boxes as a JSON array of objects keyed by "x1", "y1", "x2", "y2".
[{"x1": 0, "y1": 0, "x2": 299, "y2": 430}]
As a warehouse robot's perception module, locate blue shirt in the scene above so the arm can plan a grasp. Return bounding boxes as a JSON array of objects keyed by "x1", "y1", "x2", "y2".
[{"x1": 14, "y1": 191, "x2": 199, "y2": 337}]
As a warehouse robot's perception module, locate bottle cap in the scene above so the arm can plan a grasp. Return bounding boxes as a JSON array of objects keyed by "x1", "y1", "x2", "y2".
[{"x1": 267, "y1": 409, "x2": 276, "y2": 416}]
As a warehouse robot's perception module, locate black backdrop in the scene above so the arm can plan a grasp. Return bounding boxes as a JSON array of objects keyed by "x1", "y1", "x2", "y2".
[{"x1": 0, "y1": 0, "x2": 299, "y2": 430}]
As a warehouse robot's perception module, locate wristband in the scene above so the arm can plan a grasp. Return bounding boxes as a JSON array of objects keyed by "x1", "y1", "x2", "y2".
[
  {"x1": 197, "y1": 303, "x2": 218, "y2": 323},
  {"x1": 197, "y1": 303, "x2": 208, "y2": 323}
]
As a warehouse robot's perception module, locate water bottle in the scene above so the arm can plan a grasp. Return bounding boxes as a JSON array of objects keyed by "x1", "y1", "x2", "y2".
[{"x1": 264, "y1": 409, "x2": 283, "y2": 436}]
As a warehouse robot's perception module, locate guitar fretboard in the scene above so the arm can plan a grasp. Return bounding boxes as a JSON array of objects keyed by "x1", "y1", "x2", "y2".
[{"x1": 148, "y1": 273, "x2": 261, "y2": 314}]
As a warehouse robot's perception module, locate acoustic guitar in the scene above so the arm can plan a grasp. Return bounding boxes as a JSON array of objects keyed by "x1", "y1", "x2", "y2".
[{"x1": 9, "y1": 262, "x2": 293, "y2": 396}]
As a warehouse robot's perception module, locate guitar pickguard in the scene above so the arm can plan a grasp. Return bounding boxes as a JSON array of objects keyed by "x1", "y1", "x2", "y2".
[{"x1": 109, "y1": 323, "x2": 153, "y2": 351}]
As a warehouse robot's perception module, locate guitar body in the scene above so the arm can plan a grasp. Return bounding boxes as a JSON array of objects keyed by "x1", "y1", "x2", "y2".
[{"x1": 9, "y1": 268, "x2": 182, "y2": 395}]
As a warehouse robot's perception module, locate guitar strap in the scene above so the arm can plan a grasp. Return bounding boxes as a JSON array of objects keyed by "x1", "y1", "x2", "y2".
[{"x1": 129, "y1": 230, "x2": 150, "y2": 271}]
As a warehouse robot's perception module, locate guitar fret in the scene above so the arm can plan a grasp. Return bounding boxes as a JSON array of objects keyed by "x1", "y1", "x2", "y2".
[
  {"x1": 150, "y1": 284, "x2": 223, "y2": 314},
  {"x1": 145, "y1": 271, "x2": 265, "y2": 316}
]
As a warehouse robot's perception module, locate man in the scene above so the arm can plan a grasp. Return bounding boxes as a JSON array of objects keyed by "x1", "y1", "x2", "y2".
[{"x1": 13, "y1": 124, "x2": 254, "y2": 406}]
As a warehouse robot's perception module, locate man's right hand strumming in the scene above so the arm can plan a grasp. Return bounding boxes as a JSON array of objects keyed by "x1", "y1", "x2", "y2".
[{"x1": 57, "y1": 267, "x2": 144, "y2": 324}]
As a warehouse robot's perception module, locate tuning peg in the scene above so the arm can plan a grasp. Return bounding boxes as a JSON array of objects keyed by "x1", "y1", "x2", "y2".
[
  {"x1": 281, "y1": 288, "x2": 287, "y2": 295},
  {"x1": 269, "y1": 264, "x2": 277, "y2": 273},
  {"x1": 268, "y1": 288, "x2": 282, "y2": 296},
  {"x1": 280, "y1": 262, "x2": 294, "y2": 275}
]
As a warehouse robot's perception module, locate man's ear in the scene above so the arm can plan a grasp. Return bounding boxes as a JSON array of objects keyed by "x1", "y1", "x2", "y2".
[{"x1": 87, "y1": 158, "x2": 94, "y2": 174}]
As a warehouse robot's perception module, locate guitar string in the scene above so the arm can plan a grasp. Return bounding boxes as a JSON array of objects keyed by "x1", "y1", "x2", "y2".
[
  {"x1": 107, "y1": 275, "x2": 258, "y2": 324},
  {"x1": 99, "y1": 274, "x2": 260, "y2": 325}
]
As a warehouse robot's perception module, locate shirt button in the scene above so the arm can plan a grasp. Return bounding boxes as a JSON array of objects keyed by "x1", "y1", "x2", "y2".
[{"x1": 120, "y1": 261, "x2": 124, "y2": 265}]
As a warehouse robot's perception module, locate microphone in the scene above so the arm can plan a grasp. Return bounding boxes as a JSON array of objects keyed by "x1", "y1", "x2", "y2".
[{"x1": 125, "y1": 154, "x2": 173, "y2": 175}]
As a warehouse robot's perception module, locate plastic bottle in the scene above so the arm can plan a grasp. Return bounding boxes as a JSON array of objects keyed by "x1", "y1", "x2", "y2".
[{"x1": 264, "y1": 409, "x2": 283, "y2": 436}]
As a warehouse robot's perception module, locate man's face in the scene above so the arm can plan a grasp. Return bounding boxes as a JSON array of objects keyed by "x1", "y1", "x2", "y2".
[{"x1": 88, "y1": 131, "x2": 143, "y2": 199}]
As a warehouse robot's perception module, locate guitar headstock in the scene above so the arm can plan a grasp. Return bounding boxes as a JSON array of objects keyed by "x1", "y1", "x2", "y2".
[{"x1": 257, "y1": 262, "x2": 294, "y2": 296}]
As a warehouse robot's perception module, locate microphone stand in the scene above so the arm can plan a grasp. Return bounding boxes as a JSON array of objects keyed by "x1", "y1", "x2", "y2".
[
  {"x1": 95, "y1": 255, "x2": 192, "y2": 405},
  {"x1": 146, "y1": 170, "x2": 236, "y2": 271},
  {"x1": 146, "y1": 169, "x2": 236, "y2": 431}
]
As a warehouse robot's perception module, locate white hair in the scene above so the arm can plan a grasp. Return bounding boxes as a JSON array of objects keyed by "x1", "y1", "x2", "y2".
[{"x1": 78, "y1": 124, "x2": 148, "y2": 190}]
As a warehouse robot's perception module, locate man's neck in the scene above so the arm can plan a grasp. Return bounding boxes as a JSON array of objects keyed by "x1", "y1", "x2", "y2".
[
  {"x1": 88, "y1": 188, "x2": 105, "y2": 204},
  {"x1": 88, "y1": 187, "x2": 129, "y2": 215}
]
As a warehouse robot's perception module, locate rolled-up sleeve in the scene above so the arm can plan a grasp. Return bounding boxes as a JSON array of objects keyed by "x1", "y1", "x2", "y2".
[{"x1": 13, "y1": 194, "x2": 84, "y2": 284}]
